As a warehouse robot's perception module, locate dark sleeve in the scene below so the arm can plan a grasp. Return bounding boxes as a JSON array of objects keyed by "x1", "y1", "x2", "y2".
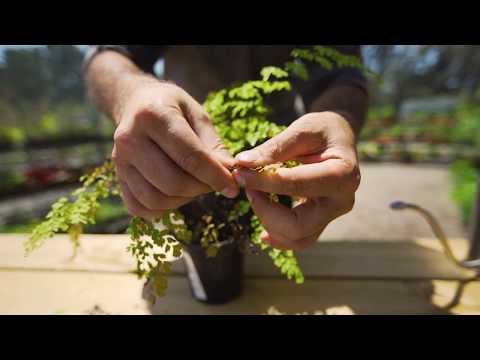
[
  {"x1": 83, "y1": 45, "x2": 168, "y2": 74},
  {"x1": 293, "y1": 45, "x2": 368, "y2": 111}
]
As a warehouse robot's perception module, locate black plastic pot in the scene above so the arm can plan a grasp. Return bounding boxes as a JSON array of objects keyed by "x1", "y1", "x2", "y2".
[{"x1": 183, "y1": 239, "x2": 244, "y2": 305}]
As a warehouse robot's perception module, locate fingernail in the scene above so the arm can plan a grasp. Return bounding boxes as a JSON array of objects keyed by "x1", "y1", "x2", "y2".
[
  {"x1": 233, "y1": 170, "x2": 246, "y2": 187},
  {"x1": 221, "y1": 185, "x2": 238, "y2": 199},
  {"x1": 237, "y1": 151, "x2": 256, "y2": 163}
]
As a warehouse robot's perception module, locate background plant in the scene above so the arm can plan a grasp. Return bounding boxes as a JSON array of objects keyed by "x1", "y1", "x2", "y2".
[{"x1": 450, "y1": 160, "x2": 479, "y2": 225}]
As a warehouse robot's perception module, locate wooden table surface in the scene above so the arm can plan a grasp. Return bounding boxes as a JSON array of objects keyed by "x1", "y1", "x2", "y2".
[{"x1": 1, "y1": 234, "x2": 479, "y2": 315}]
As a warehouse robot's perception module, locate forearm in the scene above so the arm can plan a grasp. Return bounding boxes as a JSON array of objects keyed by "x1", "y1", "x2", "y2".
[
  {"x1": 85, "y1": 51, "x2": 157, "y2": 125},
  {"x1": 309, "y1": 84, "x2": 369, "y2": 140}
]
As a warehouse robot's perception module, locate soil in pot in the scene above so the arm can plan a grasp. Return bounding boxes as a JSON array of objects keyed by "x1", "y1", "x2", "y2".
[{"x1": 178, "y1": 193, "x2": 251, "y2": 304}]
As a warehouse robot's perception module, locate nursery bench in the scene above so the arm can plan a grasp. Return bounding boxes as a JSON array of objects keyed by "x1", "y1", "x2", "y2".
[{"x1": 0, "y1": 234, "x2": 479, "y2": 315}]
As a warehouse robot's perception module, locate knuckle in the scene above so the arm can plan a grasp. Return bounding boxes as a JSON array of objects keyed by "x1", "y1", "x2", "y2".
[
  {"x1": 136, "y1": 102, "x2": 157, "y2": 118},
  {"x1": 197, "y1": 111, "x2": 212, "y2": 124},
  {"x1": 136, "y1": 103, "x2": 179, "y2": 129},
  {"x1": 177, "y1": 150, "x2": 202, "y2": 175},
  {"x1": 135, "y1": 103, "x2": 160, "y2": 127},
  {"x1": 334, "y1": 160, "x2": 360, "y2": 193},
  {"x1": 113, "y1": 128, "x2": 133, "y2": 147},
  {"x1": 111, "y1": 147, "x2": 120, "y2": 163},
  {"x1": 340, "y1": 195, "x2": 356, "y2": 215},
  {"x1": 163, "y1": 118, "x2": 186, "y2": 140},
  {"x1": 262, "y1": 139, "x2": 282, "y2": 161},
  {"x1": 161, "y1": 180, "x2": 184, "y2": 197},
  {"x1": 350, "y1": 166, "x2": 361, "y2": 192},
  {"x1": 254, "y1": 145, "x2": 269, "y2": 162},
  {"x1": 295, "y1": 115, "x2": 318, "y2": 136},
  {"x1": 210, "y1": 137, "x2": 229, "y2": 153},
  {"x1": 124, "y1": 200, "x2": 144, "y2": 217},
  {"x1": 286, "y1": 172, "x2": 305, "y2": 196}
]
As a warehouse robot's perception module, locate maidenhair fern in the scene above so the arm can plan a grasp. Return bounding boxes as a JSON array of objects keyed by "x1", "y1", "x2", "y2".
[
  {"x1": 25, "y1": 45, "x2": 368, "y2": 300},
  {"x1": 27, "y1": 160, "x2": 119, "y2": 256}
]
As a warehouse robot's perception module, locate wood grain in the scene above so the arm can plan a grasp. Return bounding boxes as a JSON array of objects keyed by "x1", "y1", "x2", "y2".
[
  {"x1": 0, "y1": 234, "x2": 474, "y2": 280},
  {"x1": 1, "y1": 234, "x2": 479, "y2": 315}
]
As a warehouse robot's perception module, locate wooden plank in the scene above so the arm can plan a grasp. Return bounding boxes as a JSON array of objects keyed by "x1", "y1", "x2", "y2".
[
  {"x1": 0, "y1": 234, "x2": 137, "y2": 273},
  {"x1": 3, "y1": 270, "x2": 478, "y2": 315},
  {"x1": 0, "y1": 270, "x2": 148, "y2": 315},
  {"x1": 432, "y1": 280, "x2": 480, "y2": 315},
  {"x1": 0, "y1": 234, "x2": 475, "y2": 280},
  {"x1": 1, "y1": 270, "x2": 478, "y2": 315},
  {"x1": 247, "y1": 239, "x2": 475, "y2": 280}
]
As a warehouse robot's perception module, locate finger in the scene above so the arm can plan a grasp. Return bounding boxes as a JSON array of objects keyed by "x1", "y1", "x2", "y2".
[
  {"x1": 246, "y1": 189, "x2": 351, "y2": 243},
  {"x1": 234, "y1": 159, "x2": 360, "y2": 198},
  {"x1": 118, "y1": 180, "x2": 164, "y2": 221},
  {"x1": 261, "y1": 231, "x2": 318, "y2": 251},
  {"x1": 147, "y1": 110, "x2": 238, "y2": 197},
  {"x1": 245, "y1": 189, "x2": 314, "y2": 241},
  {"x1": 180, "y1": 95, "x2": 236, "y2": 169},
  {"x1": 115, "y1": 137, "x2": 211, "y2": 198},
  {"x1": 259, "y1": 231, "x2": 292, "y2": 251},
  {"x1": 197, "y1": 123, "x2": 236, "y2": 169},
  {"x1": 116, "y1": 164, "x2": 192, "y2": 210},
  {"x1": 235, "y1": 119, "x2": 324, "y2": 168}
]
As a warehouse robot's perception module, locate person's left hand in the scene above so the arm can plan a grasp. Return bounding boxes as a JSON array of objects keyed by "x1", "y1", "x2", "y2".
[{"x1": 233, "y1": 112, "x2": 361, "y2": 251}]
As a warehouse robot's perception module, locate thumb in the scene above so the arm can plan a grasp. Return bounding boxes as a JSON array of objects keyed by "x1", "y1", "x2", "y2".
[
  {"x1": 235, "y1": 125, "x2": 307, "y2": 168},
  {"x1": 181, "y1": 92, "x2": 236, "y2": 170}
]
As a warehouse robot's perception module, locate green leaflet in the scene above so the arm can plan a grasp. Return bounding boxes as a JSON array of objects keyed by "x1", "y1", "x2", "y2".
[
  {"x1": 26, "y1": 160, "x2": 119, "y2": 255},
  {"x1": 250, "y1": 215, "x2": 305, "y2": 285}
]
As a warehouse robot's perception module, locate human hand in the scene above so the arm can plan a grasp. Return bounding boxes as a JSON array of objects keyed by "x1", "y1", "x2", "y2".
[
  {"x1": 112, "y1": 77, "x2": 239, "y2": 220},
  {"x1": 233, "y1": 112, "x2": 360, "y2": 251}
]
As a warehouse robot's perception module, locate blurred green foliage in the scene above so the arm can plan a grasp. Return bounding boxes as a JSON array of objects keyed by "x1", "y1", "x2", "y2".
[
  {"x1": 0, "y1": 171, "x2": 25, "y2": 192},
  {"x1": 0, "y1": 126, "x2": 27, "y2": 147},
  {"x1": 367, "y1": 106, "x2": 395, "y2": 122},
  {"x1": 0, "y1": 221, "x2": 39, "y2": 234},
  {"x1": 451, "y1": 102, "x2": 480, "y2": 147},
  {"x1": 94, "y1": 201, "x2": 128, "y2": 223},
  {"x1": 361, "y1": 102, "x2": 480, "y2": 147},
  {"x1": 0, "y1": 200, "x2": 128, "y2": 234},
  {"x1": 0, "y1": 46, "x2": 115, "y2": 148},
  {"x1": 450, "y1": 160, "x2": 479, "y2": 224},
  {"x1": 0, "y1": 103, "x2": 114, "y2": 147}
]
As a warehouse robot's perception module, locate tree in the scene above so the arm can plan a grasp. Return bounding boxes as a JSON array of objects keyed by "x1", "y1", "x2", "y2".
[
  {"x1": 364, "y1": 45, "x2": 480, "y2": 118},
  {"x1": 0, "y1": 48, "x2": 50, "y2": 105},
  {"x1": 0, "y1": 46, "x2": 86, "y2": 106},
  {"x1": 44, "y1": 45, "x2": 85, "y2": 103}
]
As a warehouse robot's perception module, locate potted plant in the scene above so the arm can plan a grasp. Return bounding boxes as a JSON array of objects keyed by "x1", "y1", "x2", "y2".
[{"x1": 25, "y1": 46, "x2": 371, "y2": 304}]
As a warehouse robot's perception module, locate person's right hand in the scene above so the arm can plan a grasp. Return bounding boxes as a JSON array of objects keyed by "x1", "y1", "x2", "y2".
[{"x1": 111, "y1": 77, "x2": 239, "y2": 220}]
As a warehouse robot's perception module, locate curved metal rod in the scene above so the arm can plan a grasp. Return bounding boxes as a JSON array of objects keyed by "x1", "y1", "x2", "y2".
[{"x1": 390, "y1": 201, "x2": 480, "y2": 270}]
